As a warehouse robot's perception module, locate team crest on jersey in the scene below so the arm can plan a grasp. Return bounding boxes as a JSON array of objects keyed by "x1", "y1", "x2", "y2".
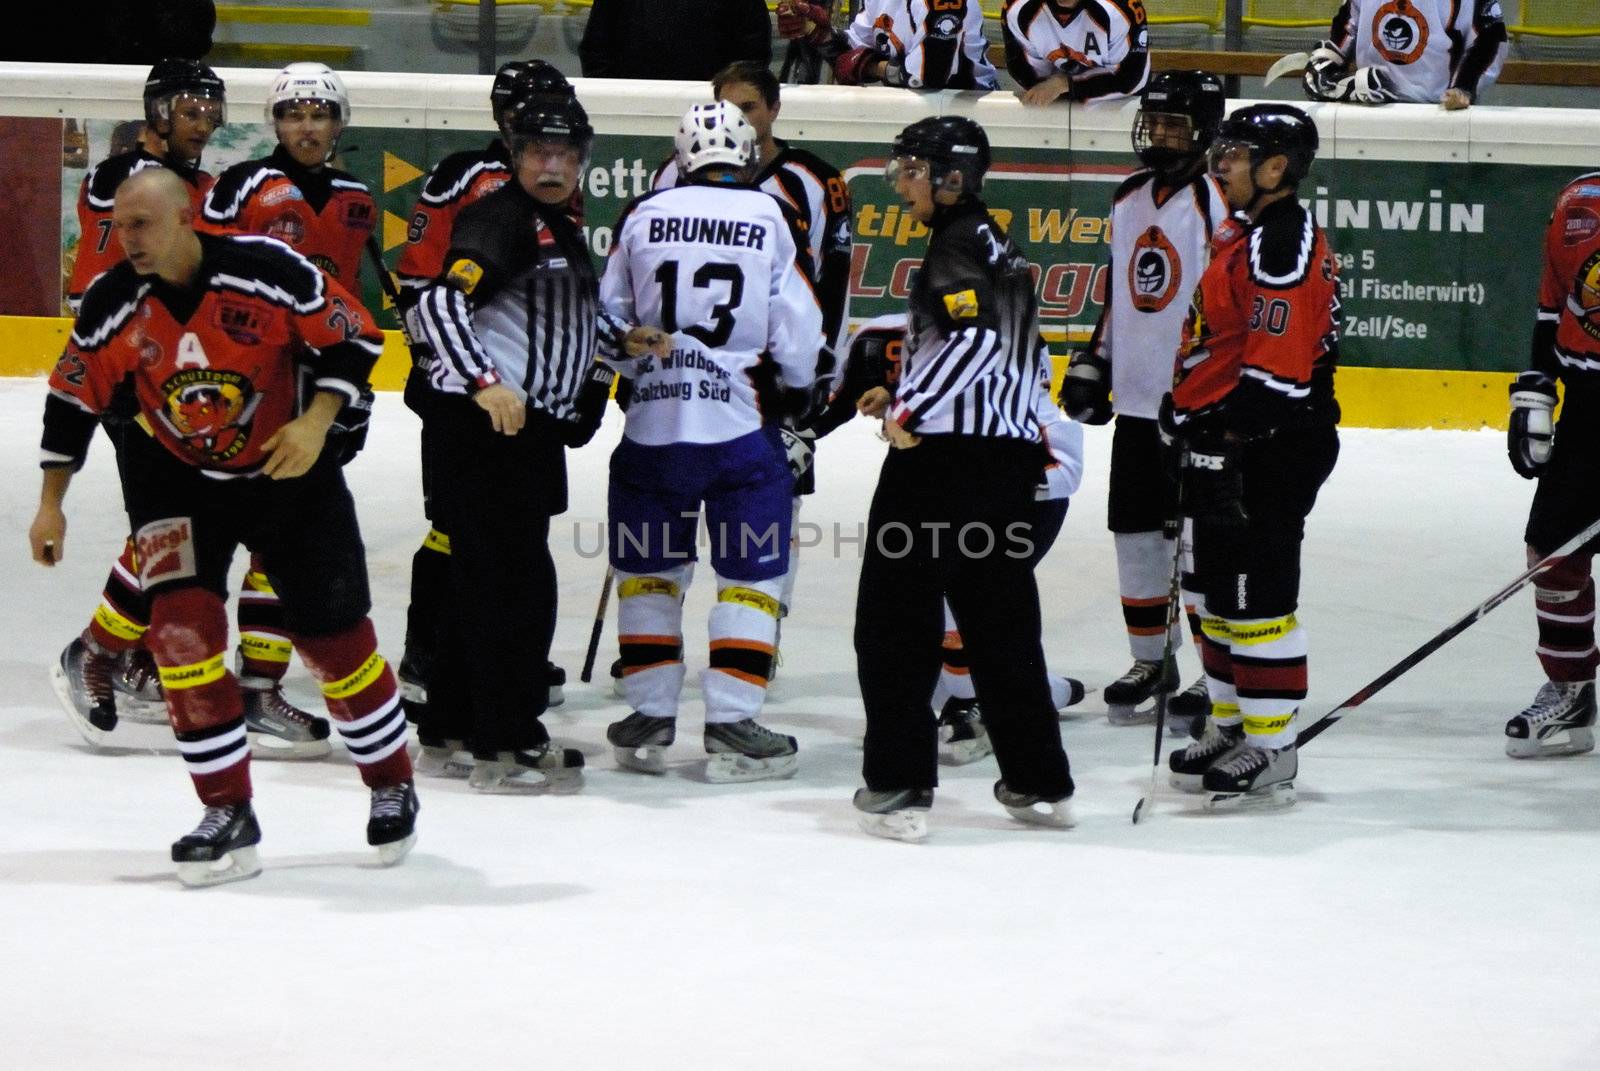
[
  {"x1": 157, "y1": 368, "x2": 262, "y2": 463},
  {"x1": 1129, "y1": 227, "x2": 1182, "y2": 313},
  {"x1": 266, "y1": 212, "x2": 306, "y2": 246},
  {"x1": 215, "y1": 299, "x2": 267, "y2": 345},
  {"x1": 1575, "y1": 251, "x2": 1600, "y2": 342},
  {"x1": 1372, "y1": 0, "x2": 1429, "y2": 65}
]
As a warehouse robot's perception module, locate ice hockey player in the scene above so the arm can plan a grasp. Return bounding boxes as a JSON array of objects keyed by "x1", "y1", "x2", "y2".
[
  {"x1": 599, "y1": 100, "x2": 823, "y2": 783},
  {"x1": 820, "y1": 314, "x2": 1087, "y2": 765},
  {"x1": 52, "y1": 59, "x2": 229, "y2": 746},
  {"x1": 1301, "y1": 0, "x2": 1507, "y2": 108},
  {"x1": 30, "y1": 169, "x2": 418, "y2": 885},
  {"x1": 778, "y1": 0, "x2": 999, "y2": 90},
  {"x1": 1059, "y1": 71, "x2": 1229, "y2": 732},
  {"x1": 850, "y1": 116, "x2": 1075, "y2": 842},
  {"x1": 410, "y1": 94, "x2": 630, "y2": 793},
  {"x1": 1502, "y1": 171, "x2": 1600, "y2": 757},
  {"x1": 1163, "y1": 104, "x2": 1341, "y2": 811},
  {"x1": 1003, "y1": 0, "x2": 1151, "y2": 106},
  {"x1": 393, "y1": 59, "x2": 577, "y2": 764}
]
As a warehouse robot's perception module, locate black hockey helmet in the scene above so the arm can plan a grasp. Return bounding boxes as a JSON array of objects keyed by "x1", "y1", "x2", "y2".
[
  {"x1": 492, "y1": 60, "x2": 575, "y2": 130},
  {"x1": 1133, "y1": 70, "x2": 1225, "y2": 176},
  {"x1": 887, "y1": 115, "x2": 991, "y2": 195},
  {"x1": 1210, "y1": 103, "x2": 1319, "y2": 186},
  {"x1": 507, "y1": 95, "x2": 594, "y2": 162},
  {"x1": 143, "y1": 58, "x2": 226, "y2": 128}
]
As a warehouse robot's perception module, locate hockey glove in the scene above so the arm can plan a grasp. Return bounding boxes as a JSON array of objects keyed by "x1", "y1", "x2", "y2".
[
  {"x1": 1302, "y1": 42, "x2": 1347, "y2": 101},
  {"x1": 833, "y1": 47, "x2": 879, "y2": 86},
  {"x1": 779, "y1": 424, "x2": 816, "y2": 482},
  {"x1": 327, "y1": 387, "x2": 376, "y2": 466},
  {"x1": 1508, "y1": 370, "x2": 1558, "y2": 479},
  {"x1": 777, "y1": 0, "x2": 833, "y2": 46},
  {"x1": 1059, "y1": 353, "x2": 1112, "y2": 424},
  {"x1": 560, "y1": 362, "x2": 617, "y2": 449},
  {"x1": 1180, "y1": 434, "x2": 1248, "y2": 527}
]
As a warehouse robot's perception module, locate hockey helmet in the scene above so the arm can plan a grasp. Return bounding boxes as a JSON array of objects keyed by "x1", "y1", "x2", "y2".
[
  {"x1": 508, "y1": 95, "x2": 594, "y2": 163},
  {"x1": 143, "y1": 58, "x2": 226, "y2": 128},
  {"x1": 266, "y1": 62, "x2": 351, "y2": 125},
  {"x1": 886, "y1": 115, "x2": 991, "y2": 195},
  {"x1": 1132, "y1": 70, "x2": 1225, "y2": 176},
  {"x1": 674, "y1": 100, "x2": 758, "y2": 177},
  {"x1": 1209, "y1": 103, "x2": 1319, "y2": 187},
  {"x1": 491, "y1": 60, "x2": 575, "y2": 130}
]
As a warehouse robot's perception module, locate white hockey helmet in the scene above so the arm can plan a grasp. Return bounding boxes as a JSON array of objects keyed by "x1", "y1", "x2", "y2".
[
  {"x1": 674, "y1": 100, "x2": 757, "y2": 176},
  {"x1": 265, "y1": 62, "x2": 351, "y2": 124}
]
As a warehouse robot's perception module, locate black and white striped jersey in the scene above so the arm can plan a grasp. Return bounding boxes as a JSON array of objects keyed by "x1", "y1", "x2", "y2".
[
  {"x1": 890, "y1": 198, "x2": 1043, "y2": 441},
  {"x1": 413, "y1": 181, "x2": 626, "y2": 420}
]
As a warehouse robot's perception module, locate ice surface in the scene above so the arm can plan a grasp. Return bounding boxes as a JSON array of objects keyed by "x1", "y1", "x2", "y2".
[{"x1": 2, "y1": 378, "x2": 1597, "y2": 1069}]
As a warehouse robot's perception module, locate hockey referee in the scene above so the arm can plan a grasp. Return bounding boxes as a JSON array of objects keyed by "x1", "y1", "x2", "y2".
[{"x1": 851, "y1": 116, "x2": 1074, "y2": 841}]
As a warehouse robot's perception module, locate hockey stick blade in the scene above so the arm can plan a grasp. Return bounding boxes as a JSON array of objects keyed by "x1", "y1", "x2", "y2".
[
  {"x1": 1298, "y1": 511, "x2": 1600, "y2": 748},
  {"x1": 1264, "y1": 51, "x2": 1311, "y2": 87}
]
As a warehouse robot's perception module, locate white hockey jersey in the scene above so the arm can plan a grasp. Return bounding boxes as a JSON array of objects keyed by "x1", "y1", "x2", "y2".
[
  {"x1": 1002, "y1": 0, "x2": 1151, "y2": 102},
  {"x1": 845, "y1": 0, "x2": 999, "y2": 90},
  {"x1": 1086, "y1": 169, "x2": 1227, "y2": 420},
  {"x1": 600, "y1": 182, "x2": 823, "y2": 447},
  {"x1": 1033, "y1": 356, "x2": 1084, "y2": 501},
  {"x1": 1329, "y1": 0, "x2": 1507, "y2": 102}
]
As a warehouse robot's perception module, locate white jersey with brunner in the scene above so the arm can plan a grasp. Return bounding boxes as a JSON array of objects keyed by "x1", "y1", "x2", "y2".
[
  {"x1": 1335, "y1": 0, "x2": 1507, "y2": 102},
  {"x1": 1099, "y1": 170, "x2": 1228, "y2": 420},
  {"x1": 600, "y1": 182, "x2": 823, "y2": 447}
]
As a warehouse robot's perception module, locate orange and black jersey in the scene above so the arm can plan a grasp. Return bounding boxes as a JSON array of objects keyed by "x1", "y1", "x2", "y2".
[
  {"x1": 68, "y1": 149, "x2": 214, "y2": 311},
  {"x1": 200, "y1": 146, "x2": 376, "y2": 287},
  {"x1": 42, "y1": 232, "x2": 384, "y2": 479},
  {"x1": 1532, "y1": 171, "x2": 1600, "y2": 387},
  {"x1": 1171, "y1": 196, "x2": 1341, "y2": 437},
  {"x1": 395, "y1": 140, "x2": 514, "y2": 305}
]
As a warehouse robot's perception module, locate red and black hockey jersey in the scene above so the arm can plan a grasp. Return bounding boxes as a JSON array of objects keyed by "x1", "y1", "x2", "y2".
[
  {"x1": 68, "y1": 149, "x2": 214, "y2": 311},
  {"x1": 200, "y1": 145, "x2": 375, "y2": 287},
  {"x1": 1171, "y1": 196, "x2": 1341, "y2": 437},
  {"x1": 1533, "y1": 171, "x2": 1600, "y2": 387},
  {"x1": 42, "y1": 232, "x2": 384, "y2": 478},
  {"x1": 395, "y1": 140, "x2": 514, "y2": 304}
]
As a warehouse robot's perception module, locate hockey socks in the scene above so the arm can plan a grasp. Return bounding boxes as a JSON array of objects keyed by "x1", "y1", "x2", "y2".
[
  {"x1": 87, "y1": 537, "x2": 150, "y2": 656},
  {"x1": 704, "y1": 577, "x2": 783, "y2": 724},
  {"x1": 1115, "y1": 531, "x2": 1182, "y2": 661},
  {"x1": 296, "y1": 621, "x2": 412, "y2": 789},
  {"x1": 175, "y1": 718, "x2": 253, "y2": 807},
  {"x1": 1534, "y1": 555, "x2": 1598, "y2": 683},
  {"x1": 236, "y1": 559, "x2": 292, "y2": 683},
  {"x1": 147, "y1": 587, "x2": 253, "y2": 805},
  {"x1": 616, "y1": 567, "x2": 690, "y2": 720}
]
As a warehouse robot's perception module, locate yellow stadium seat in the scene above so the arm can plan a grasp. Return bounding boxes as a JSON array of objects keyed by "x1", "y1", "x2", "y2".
[
  {"x1": 1242, "y1": 1, "x2": 1327, "y2": 30},
  {"x1": 1511, "y1": 0, "x2": 1600, "y2": 37},
  {"x1": 979, "y1": 1, "x2": 1221, "y2": 27}
]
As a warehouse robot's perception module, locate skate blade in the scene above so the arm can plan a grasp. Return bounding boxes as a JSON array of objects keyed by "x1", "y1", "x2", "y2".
[
  {"x1": 1203, "y1": 781, "x2": 1297, "y2": 812},
  {"x1": 414, "y1": 748, "x2": 473, "y2": 779},
  {"x1": 176, "y1": 845, "x2": 262, "y2": 888},
  {"x1": 704, "y1": 752, "x2": 798, "y2": 783},
  {"x1": 547, "y1": 685, "x2": 565, "y2": 708},
  {"x1": 1003, "y1": 800, "x2": 1076, "y2": 829},
  {"x1": 857, "y1": 809, "x2": 928, "y2": 842},
  {"x1": 613, "y1": 745, "x2": 669, "y2": 775},
  {"x1": 51, "y1": 663, "x2": 114, "y2": 747},
  {"x1": 1505, "y1": 727, "x2": 1595, "y2": 759},
  {"x1": 1167, "y1": 771, "x2": 1207, "y2": 794},
  {"x1": 116, "y1": 700, "x2": 170, "y2": 726},
  {"x1": 938, "y1": 736, "x2": 993, "y2": 766},
  {"x1": 1106, "y1": 700, "x2": 1168, "y2": 727},
  {"x1": 398, "y1": 679, "x2": 428, "y2": 705},
  {"x1": 374, "y1": 833, "x2": 416, "y2": 867},
  {"x1": 610, "y1": 677, "x2": 626, "y2": 700},
  {"x1": 247, "y1": 733, "x2": 332, "y2": 761},
  {"x1": 467, "y1": 765, "x2": 553, "y2": 794}
]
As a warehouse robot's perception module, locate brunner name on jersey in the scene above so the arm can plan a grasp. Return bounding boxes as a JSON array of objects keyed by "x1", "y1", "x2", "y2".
[{"x1": 646, "y1": 216, "x2": 768, "y2": 250}]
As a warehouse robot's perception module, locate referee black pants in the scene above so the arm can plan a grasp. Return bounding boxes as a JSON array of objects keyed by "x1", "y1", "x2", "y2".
[
  {"x1": 418, "y1": 389, "x2": 566, "y2": 754},
  {"x1": 855, "y1": 436, "x2": 1074, "y2": 799}
]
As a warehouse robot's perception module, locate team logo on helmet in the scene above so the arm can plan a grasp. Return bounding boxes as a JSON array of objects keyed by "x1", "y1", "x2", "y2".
[
  {"x1": 157, "y1": 368, "x2": 262, "y2": 463},
  {"x1": 1371, "y1": 1, "x2": 1429, "y2": 65},
  {"x1": 1128, "y1": 227, "x2": 1182, "y2": 313}
]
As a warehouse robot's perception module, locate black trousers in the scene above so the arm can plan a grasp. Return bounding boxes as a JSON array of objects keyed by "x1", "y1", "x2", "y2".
[
  {"x1": 417, "y1": 388, "x2": 566, "y2": 754},
  {"x1": 854, "y1": 436, "x2": 1073, "y2": 799}
]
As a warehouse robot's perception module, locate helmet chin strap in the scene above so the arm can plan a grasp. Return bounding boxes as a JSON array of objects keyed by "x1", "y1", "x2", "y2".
[{"x1": 1243, "y1": 157, "x2": 1285, "y2": 216}]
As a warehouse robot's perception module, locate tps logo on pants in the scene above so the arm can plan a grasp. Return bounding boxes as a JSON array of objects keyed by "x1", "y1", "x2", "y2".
[
  {"x1": 157, "y1": 368, "x2": 263, "y2": 463},
  {"x1": 1129, "y1": 226, "x2": 1182, "y2": 313}
]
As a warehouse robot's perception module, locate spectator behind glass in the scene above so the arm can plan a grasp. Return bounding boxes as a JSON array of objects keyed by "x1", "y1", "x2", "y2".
[{"x1": 580, "y1": 0, "x2": 773, "y2": 81}]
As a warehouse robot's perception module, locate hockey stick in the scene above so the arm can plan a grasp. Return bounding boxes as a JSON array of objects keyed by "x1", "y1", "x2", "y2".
[
  {"x1": 1296, "y1": 511, "x2": 1600, "y2": 749},
  {"x1": 1264, "y1": 51, "x2": 1311, "y2": 87},
  {"x1": 1132, "y1": 518, "x2": 1189, "y2": 825},
  {"x1": 363, "y1": 235, "x2": 409, "y2": 331},
  {"x1": 579, "y1": 564, "x2": 616, "y2": 684}
]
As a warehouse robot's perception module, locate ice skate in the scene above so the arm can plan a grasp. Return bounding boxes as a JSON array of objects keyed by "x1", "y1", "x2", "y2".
[
  {"x1": 112, "y1": 648, "x2": 168, "y2": 724},
  {"x1": 1104, "y1": 656, "x2": 1179, "y2": 725},
  {"x1": 1505, "y1": 681, "x2": 1596, "y2": 759},
  {"x1": 704, "y1": 719, "x2": 798, "y2": 783},
  {"x1": 413, "y1": 732, "x2": 473, "y2": 779},
  {"x1": 241, "y1": 680, "x2": 332, "y2": 760},
  {"x1": 994, "y1": 781, "x2": 1076, "y2": 829},
  {"x1": 607, "y1": 712, "x2": 676, "y2": 774},
  {"x1": 397, "y1": 650, "x2": 428, "y2": 722},
  {"x1": 172, "y1": 802, "x2": 262, "y2": 887},
  {"x1": 1168, "y1": 721, "x2": 1244, "y2": 792},
  {"x1": 52, "y1": 631, "x2": 121, "y2": 745},
  {"x1": 1202, "y1": 743, "x2": 1297, "y2": 811},
  {"x1": 545, "y1": 661, "x2": 566, "y2": 708},
  {"x1": 609, "y1": 656, "x2": 626, "y2": 699},
  {"x1": 1055, "y1": 675, "x2": 1088, "y2": 711},
  {"x1": 853, "y1": 787, "x2": 933, "y2": 842},
  {"x1": 367, "y1": 782, "x2": 419, "y2": 865},
  {"x1": 1168, "y1": 676, "x2": 1210, "y2": 737},
  {"x1": 937, "y1": 697, "x2": 992, "y2": 765},
  {"x1": 468, "y1": 742, "x2": 585, "y2": 794}
]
